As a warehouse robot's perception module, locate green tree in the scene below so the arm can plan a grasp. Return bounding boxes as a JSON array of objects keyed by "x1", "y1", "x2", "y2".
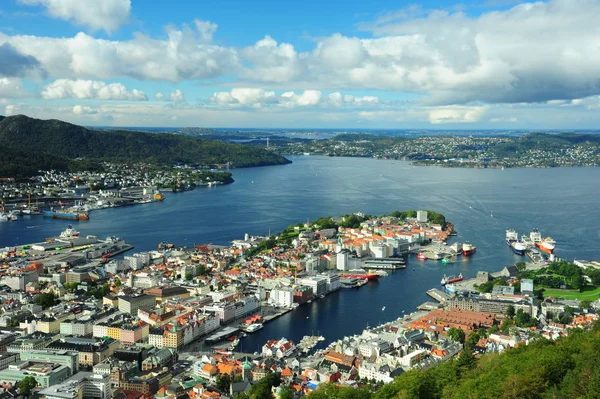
[
  {"x1": 34, "y1": 293, "x2": 58, "y2": 309},
  {"x1": 579, "y1": 299, "x2": 592, "y2": 309},
  {"x1": 278, "y1": 386, "x2": 294, "y2": 399},
  {"x1": 216, "y1": 374, "x2": 231, "y2": 392},
  {"x1": 18, "y1": 376, "x2": 37, "y2": 398},
  {"x1": 506, "y1": 305, "x2": 516, "y2": 318},
  {"x1": 185, "y1": 273, "x2": 193, "y2": 281},
  {"x1": 515, "y1": 261, "x2": 527, "y2": 271},
  {"x1": 447, "y1": 327, "x2": 466, "y2": 344},
  {"x1": 114, "y1": 278, "x2": 121, "y2": 287}
]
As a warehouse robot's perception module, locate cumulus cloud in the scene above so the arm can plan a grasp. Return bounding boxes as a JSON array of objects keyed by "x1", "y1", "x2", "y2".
[
  {"x1": 0, "y1": 43, "x2": 45, "y2": 78},
  {"x1": 42, "y1": 79, "x2": 147, "y2": 100},
  {"x1": 154, "y1": 92, "x2": 165, "y2": 100},
  {"x1": 239, "y1": 0, "x2": 600, "y2": 105},
  {"x1": 18, "y1": 0, "x2": 131, "y2": 33},
  {"x1": 211, "y1": 88, "x2": 276, "y2": 107},
  {"x1": 169, "y1": 89, "x2": 185, "y2": 102},
  {"x1": 428, "y1": 106, "x2": 486, "y2": 124},
  {"x1": 0, "y1": 25, "x2": 238, "y2": 82},
  {"x1": 72, "y1": 105, "x2": 97, "y2": 115},
  {"x1": 194, "y1": 19, "x2": 218, "y2": 42},
  {"x1": 241, "y1": 36, "x2": 303, "y2": 83},
  {"x1": 210, "y1": 88, "x2": 382, "y2": 109},
  {"x1": 0, "y1": 78, "x2": 30, "y2": 98}
]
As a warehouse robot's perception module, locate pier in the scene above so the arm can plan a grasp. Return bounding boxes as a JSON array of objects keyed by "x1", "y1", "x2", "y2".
[{"x1": 426, "y1": 288, "x2": 450, "y2": 304}]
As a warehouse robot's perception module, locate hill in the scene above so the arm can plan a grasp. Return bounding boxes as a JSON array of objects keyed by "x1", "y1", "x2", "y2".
[
  {"x1": 307, "y1": 324, "x2": 600, "y2": 399},
  {"x1": 0, "y1": 115, "x2": 291, "y2": 176}
]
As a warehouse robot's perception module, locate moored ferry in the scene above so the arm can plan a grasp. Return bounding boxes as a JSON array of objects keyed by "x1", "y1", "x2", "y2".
[
  {"x1": 511, "y1": 241, "x2": 526, "y2": 255},
  {"x1": 506, "y1": 229, "x2": 518, "y2": 245},
  {"x1": 536, "y1": 237, "x2": 556, "y2": 253}
]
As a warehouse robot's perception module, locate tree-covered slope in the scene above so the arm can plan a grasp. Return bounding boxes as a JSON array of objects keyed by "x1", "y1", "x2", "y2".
[
  {"x1": 308, "y1": 324, "x2": 600, "y2": 399},
  {"x1": 0, "y1": 114, "x2": 291, "y2": 168}
]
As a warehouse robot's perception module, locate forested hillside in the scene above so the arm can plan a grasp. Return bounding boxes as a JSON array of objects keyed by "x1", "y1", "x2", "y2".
[
  {"x1": 0, "y1": 115, "x2": 290, "y2": 177},
  {"x1": 308, "y1": 324, "x2": 600, "y2": 399}
]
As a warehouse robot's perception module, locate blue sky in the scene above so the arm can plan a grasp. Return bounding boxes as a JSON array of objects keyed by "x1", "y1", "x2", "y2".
[{"x1": 1, "y1": 0, "x2": 600, "y2": 128}]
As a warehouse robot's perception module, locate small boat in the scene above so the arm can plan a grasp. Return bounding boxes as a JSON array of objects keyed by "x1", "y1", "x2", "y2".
[
  {"x1": 381, "y1": 306, "x2": 386, "y2": 311},
  {"x1": 0, "y1": 213, "x2": 8, "y2": 222},
  {"x1": 416, "y1": 253, "x2": 428, "y2": 261},
  {"x1": 307, "y1": 299, "x2": 312, "y2": 304},
  {"x1": 441, "y1": 257, "x2": 455, "y2": 264}
]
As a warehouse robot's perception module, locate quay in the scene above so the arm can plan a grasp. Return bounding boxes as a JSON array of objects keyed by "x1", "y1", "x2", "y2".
[
  {"x1": 363, "y1": 258, "x2": 406, "y2": 269},
  {"x1": 417, "y1": 301, "x2": 443, "y2": 311},
  {"x1": 427, "y1": 288, "x2": 450, "y2": 303}
]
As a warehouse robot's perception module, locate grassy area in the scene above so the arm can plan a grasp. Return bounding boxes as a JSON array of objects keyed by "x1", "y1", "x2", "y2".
[{"x1": 543, "y1": 285, "x2": 600, "y2": 300}]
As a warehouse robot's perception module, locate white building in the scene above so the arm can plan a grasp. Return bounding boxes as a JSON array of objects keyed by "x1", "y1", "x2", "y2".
[
  {"x1": 203, "y1": 302, "x2": 236, "y2": 323},
  {"x1": 417, "y1": 210, "x2": 428, "y2": 223},
  {"x1": 60, "y1": 320, "x2": 93, "y2": 337},
  {"x1": 39, "y1": 372, "x2": 110, "y2": 399},
  {"x1": 336, "y1": 250, "x2": 349, "y2": 271},
  {"x1": 270, "y1": 288, "x2": 294, "y2": 308},
  {"x1": 234, "y1": 296, "x2": 260, "y2": 319}
]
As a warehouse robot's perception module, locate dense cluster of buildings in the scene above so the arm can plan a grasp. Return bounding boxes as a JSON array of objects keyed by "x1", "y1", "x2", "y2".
[{"x1": 0, "y1": 211, "x2": 597, "y2": 398}]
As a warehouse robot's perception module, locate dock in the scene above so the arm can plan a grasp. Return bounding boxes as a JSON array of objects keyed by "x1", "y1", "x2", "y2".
[
  {"x1": 363, "y1": 258, "x2": 406, "y2": 270},
  {"x1": 417, "y1": 301, "x2": 443, "y2": 311},
  {"x1": 426, "y1": 288, "x2": 450, "y2": 304}
]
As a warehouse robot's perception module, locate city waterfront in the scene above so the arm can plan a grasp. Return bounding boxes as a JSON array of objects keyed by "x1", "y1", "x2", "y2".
[{"x1": 2, "y1": 156, "x2": 600, "y2": 351}]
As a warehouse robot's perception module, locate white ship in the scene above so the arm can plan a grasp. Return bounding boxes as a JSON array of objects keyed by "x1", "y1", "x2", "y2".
[
  {"x1": 530, "y1": 229, "x2": 542, "y2": 243},
  {"x1": 505, "y1": 229, "x2": 518, "y2": 244},
  {"x1": 59, "y1": 225, "x2": 80, "y2": 238},
  {"x1": 244, "y1": 323, "x2": 264, "y2": 333}
]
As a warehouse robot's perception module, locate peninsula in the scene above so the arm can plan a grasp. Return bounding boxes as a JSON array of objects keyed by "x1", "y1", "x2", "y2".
[{"x1": 271, "y1": 133, "x2": 600, "y2": 168}]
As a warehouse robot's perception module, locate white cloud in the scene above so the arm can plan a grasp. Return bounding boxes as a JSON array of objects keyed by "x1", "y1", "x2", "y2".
[
  {"x1": 489, "y1": 116, "x2": 518, "y2": 123},
  {"x1": 428, "y1": 106, "x2": 486, "y2": 124},
  {"x1": 194, "y1": 19, "x2": 218, "y2": 42},
  {"x1": 154, "y1": 92, "x2": 165, "y2": 100},
  {"x1": 18, "y1": 0, "x2": 131, "y2": 34},
  {"x1": 72, "y1": 105, "x2": 97, "y2": 115},
  {"x1": 169, "y1": 89, "x2": 185, "y2": 102},
  {"x1": 0, "y1": 26, "x2": 238, "y2": 82},
  {"x1": 280, "y1": 90, "x2": 322, "y2": 107},
  {"x1": 241, "y1": 36, "x2": 303, "y2": 83},
  {"x1": 211, "y1": 88, "x2": 276, "y2": 107},
  {"x1": 42, "y1": 79, "x2": 147, "y2": 100},
  {"x1": 0, "y1": 77, "x2": 30, "y2": 98},
  {"x1": 210, "y1": 88, "x2": 381, "y2": 109},
  {"x1": 240, "y1": 0, "x2": 600, "y2": 105}
]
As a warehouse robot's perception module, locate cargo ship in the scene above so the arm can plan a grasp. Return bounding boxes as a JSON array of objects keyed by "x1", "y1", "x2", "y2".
[
  {"x1": 441, "y1": 273, "x2": 463, "y2": 285},
  {"x1": 506, "y1": 229, "x2": 518, "y2": 245},
  {"x1": 44, "y1": 210, "x2": 89, "y2": 221},
  {"x1": 511, "y1": 241, "x2": 526, "y2": 255},
  {"x1": 536, "y1": 237, "x2": 556, "y2": 254},
  {"x1": 462, "y1": 242, "x2": 476, "y2": 256}
]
